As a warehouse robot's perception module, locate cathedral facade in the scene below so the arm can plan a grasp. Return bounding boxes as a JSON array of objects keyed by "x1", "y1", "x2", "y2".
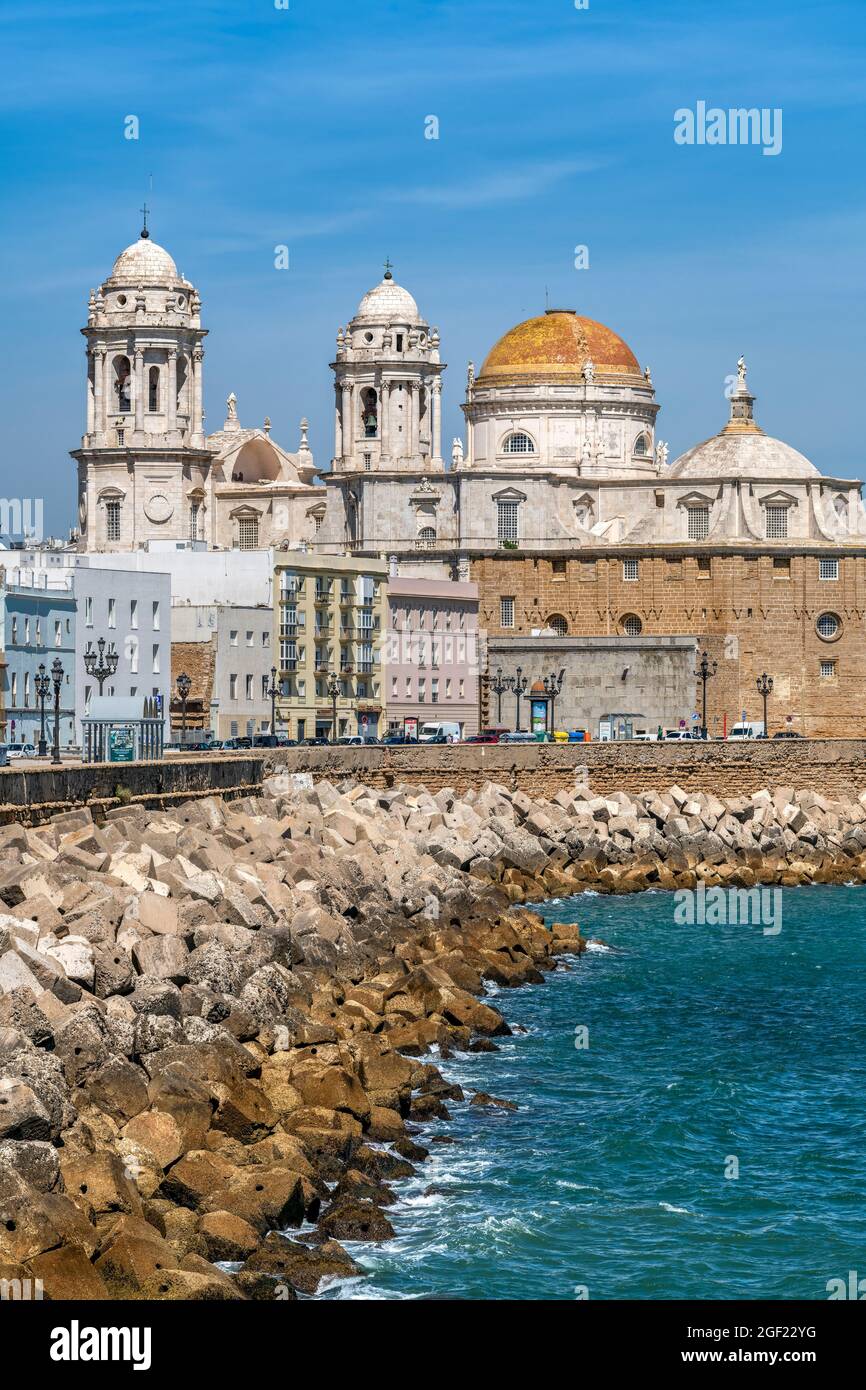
[{"x1": 320, "y1": 272, "x2": 866, "y2": 736}]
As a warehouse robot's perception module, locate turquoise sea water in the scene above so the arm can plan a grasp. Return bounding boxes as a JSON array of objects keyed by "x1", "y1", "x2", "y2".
[{"x1": 328, "y1": 885, "x2": 866, "y2": 1300}]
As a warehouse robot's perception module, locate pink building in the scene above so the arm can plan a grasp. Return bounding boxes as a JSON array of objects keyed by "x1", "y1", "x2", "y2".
[{"x1": 386, "y1": 577, "x2": 479, "y2": 738}]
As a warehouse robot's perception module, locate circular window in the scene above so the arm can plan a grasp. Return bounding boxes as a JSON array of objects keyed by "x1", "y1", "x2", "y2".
[
  {"x1": 546, "y1": 614, "x2": 568, "y2": 636},
  {"x1": 117, "y1": 294, "x2": 127, "y2": 306},
  {"x1": 177, "y1": 294, "x2": 186, "y2": 307},
  {"x1": 364, "y1": 331, "x2": 374, "y2": 342},
  {"x1": 622, "y1": 614, "x2": 643, "y2": 636},
  {"x1": 816, "y1": 612, "x2": 841, "y2": 640}
]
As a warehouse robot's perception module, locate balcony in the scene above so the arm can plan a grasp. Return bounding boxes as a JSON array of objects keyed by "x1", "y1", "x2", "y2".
[
  {"x1": 314, "y1": 589, "x2": 332, "y2": 605},
  {"x1": 339, "y1": 591, "x2": 353, "y2": 606},
  {"x1": 358, "y1": 661, "x2": 373, "y2": 675},
  {"x1": 314, "y1": 624, "x2": 332, "y2": 638},
  {"x1": 340, "y1": 662, "x2": 354, "y2": 674}
]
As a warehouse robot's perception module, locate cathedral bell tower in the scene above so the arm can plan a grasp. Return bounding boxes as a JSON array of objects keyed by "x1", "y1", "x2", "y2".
[
  {"x1": 330, "y1": 263, "x2": 445, "y2": 474},
  {"x1": 71, "y1": 216, "x2": 214, "y2": 551}
]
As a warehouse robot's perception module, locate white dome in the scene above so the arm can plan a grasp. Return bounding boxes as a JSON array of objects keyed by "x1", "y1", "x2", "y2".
[
  {"x1": 669, "y1": 431, "x2": 820, "y2": 481},
  {"x1": 355, "y1": 274, "x2": 420, "y2": 323},
  {"x1": 109, "y1": 234, "x2": 179, "y2": 284}
]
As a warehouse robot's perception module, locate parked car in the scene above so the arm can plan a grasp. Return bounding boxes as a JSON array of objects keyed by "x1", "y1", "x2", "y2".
[
  {"x1": 498, "y1": 731, "x2": 539, "y2": 744},
  {"x1": 303, "y1": 737, "x2": 331, "y2": 746},
  {"x1": 772, "y1": 729, "x2": 803, "y2": 739},
  {"x1": 275, "y1": 734, "x2": 295, "y2": 747},
  {"x1": 418, "y1": 721, "x2": 461, "y2": 743},
  {"x1": 7, "y1": 743, "x2": 37, "y2": 759},
  {"x1": 382, "y1": 734, "x2": 419, "y2": 745},
  {"x1": 664, "y1": 729, "x2": 694, "y2": 740},
  {"x1": 252, "y1": 734, "x2": 280, "y2": 748}
]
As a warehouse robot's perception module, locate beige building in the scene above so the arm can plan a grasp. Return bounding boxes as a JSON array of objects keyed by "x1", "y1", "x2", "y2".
[
  {"x1": 73, "y1": 224, "x2": 326, "y2": 556},
  {"x1": 274, "y1": 553, "x2": 388, "y2": 741}
]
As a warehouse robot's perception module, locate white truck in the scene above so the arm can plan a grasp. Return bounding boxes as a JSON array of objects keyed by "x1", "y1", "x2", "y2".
[
  {"x1": 418, "y1": 721, "x2": 462, "y2": 743},
  {"x1": 726, "y1": 721, "x2": 765, "y2": 740}
]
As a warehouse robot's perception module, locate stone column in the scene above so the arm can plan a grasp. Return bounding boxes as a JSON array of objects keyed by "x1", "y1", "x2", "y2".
[
  {"x1": 379, "y1": 378, "x2": 390, "y2": 459},
  {"x1": 101, "y1": 349, "x2": 112, "y2": 433},
  {"x1": 334, "y1": 386, "x2": 342, "y2": 459},
  {"x1": 87, "y1": 347, "x2": 97, "y2": 433},
  {"x1": 134, "y1": 349, "x2": 145, "y2": 434},
  {"x1": 431, "y1": 379, "x2": 442, "y2": 464},
  {"x1": 167, "y1": 348, "x2": 178, "y2": 435},
  {"x1": 192, "y1": 347, "x2": 204, "y2": 438},
  {"x1": 91, "y1": 349, "x2": 102, "y2": 437},
  {"x1": 341, "y1": 381, "x2": 353, "y2": 464},
  {"x1": 410, "y1": 382, "x2": 420, "y2": 459}
]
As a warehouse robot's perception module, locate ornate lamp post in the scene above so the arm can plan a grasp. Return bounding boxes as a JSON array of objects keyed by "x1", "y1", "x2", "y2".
[
  {"x1": 83, "y1": 636, "x2": 119, "y2": 695},
  {"x1": 756, "y1": 672, "x2": 774, "y2": 737},
  {"x1": 50, "y1": 658, "x2": 64, "y2": 766},
  {"x1": 512, "y1": 665, "x2": 529, "y2": 732},
  {"x1": 35, "y1": 662, "x2": 50, "y2": 757},
  {"x1": 267, "y1": 665, "x2": 279, "y2": 738},
  {"x1": 176, "y1": 672, "x2": 191, "y2": 746},
  {"x1": 542, "y1": 668, "x2": 566, "y2": 736},
  {"x1": 695, "y1": 650, "x2": 717, "y2": 740},
  {"x1": 489, "y1": 667, "x2": 513, "y2": 726},
  {"x1": 327, "y1": 670, "x2": 340, "y2": 744}
]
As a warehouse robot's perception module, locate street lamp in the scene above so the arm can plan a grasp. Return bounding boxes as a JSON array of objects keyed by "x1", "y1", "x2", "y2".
[
  {"x1": 512, "y1": 665, "x2": 529, "y2": 732},
  {"x1": 489, "y1": 667, "x2": 513, "y2": 726},
  {"x1": 327, "y1": 670, "x2": 340, "y2": 744},
  {"x1": 176, "y1": 672, "x2": 191, "y2": 747},
  {"x1": 35, "y1": 662, "x2": 50, "y2": 757},
  {"x1": 542, "y1": 668, "x2": 566, "y2": 736},
  {"x1": 695, "y1": 650, "x2": 717, "y2": 740},
  {"x1": 83, "y1": 636, "x2": 119, "y2": 695},
  {"x1": 267, "y1": 665, "x2": 279, "y2": 738},
  {"x1": 50, "y1": 658, "x2": 64, "y2": 766},
  {"x1": 756, "y1": 672, "x2": 774, "y2": 737}
]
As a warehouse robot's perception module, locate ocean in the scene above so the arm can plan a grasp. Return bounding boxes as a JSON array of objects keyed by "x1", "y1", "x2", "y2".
[{"x1": 323, "y1": 884, "x2": 866, "y2": 1300}]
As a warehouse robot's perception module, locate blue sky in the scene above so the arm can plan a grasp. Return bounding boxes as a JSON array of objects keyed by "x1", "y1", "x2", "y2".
[{"x1": 2, "y1": 0, "x2": 865, "y2": 535}]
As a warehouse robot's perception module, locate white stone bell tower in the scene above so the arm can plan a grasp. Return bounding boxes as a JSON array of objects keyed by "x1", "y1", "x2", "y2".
[
  {"x1": 71, "y1": 215, "x2": 214, "y2": 551},
  {"x1": 331, "y1": 263, "x2": 445, "y2": 474}
]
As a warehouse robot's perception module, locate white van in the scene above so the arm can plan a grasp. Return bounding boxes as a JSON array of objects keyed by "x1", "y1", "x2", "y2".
[
  {"x1": 727, "y1": 721, "x2": 764, "y2": 740},
  {"x1": 418, "y1": 722, "x2": 461, "y2": 743}
]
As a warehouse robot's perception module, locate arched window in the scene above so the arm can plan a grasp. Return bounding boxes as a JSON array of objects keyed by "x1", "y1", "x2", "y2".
[
  {"x1": 113, "y1": 356, "x2": 131, "y2": 413},
  {"x1": 362, "y1": 388, "x2": 378, "y2": 438},
  {"x1": 503, "y1": 432, "x2": 535, "y2": 454},
  {"x1": 622, "y1": 614, "x2": 643, "y2": 636},
  {"x1": 189, "y1": 500, "x2": 201, "y2": 542},
  {"x1": 546, "y1": 614, "x2": 568, "y2": 636},
  {"x1": 417, "y1": 525, "x2": 436, "y2": 549},
  {"x1": 148, "y1": 366, "x2": 160, "y2": 412},
  {"x1": 632, "y1": 433, "x2": 650, "y2": 456}
]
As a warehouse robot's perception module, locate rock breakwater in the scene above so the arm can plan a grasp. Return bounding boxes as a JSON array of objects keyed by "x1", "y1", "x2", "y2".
[{"x1": 1, "y1": 772, "x2": 862, "y2": 1300}]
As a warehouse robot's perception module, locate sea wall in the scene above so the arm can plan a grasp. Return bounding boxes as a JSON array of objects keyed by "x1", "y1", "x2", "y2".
[
  {"x1": 3, "y1": 739, "x2": 866, "y2": 826},
  {"x1": 264, "y1": 740, "x2": 866, "y2": 801}
]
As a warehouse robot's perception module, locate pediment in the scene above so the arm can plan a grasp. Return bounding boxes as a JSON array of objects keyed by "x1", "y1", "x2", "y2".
[{"x1": 491, "y1": 485, "x2": 527, "y2": 502}]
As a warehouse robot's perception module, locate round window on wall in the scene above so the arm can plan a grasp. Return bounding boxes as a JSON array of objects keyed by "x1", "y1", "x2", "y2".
[
  {"x1": 622, "y1": 614, "x2": 643, "y2": 636},
  {"x1": 816, "y1": 612, "x2": 841, "y2": 640},
  {"x1": 546, "y1": 614, "x2": 568, "y2": 636},
  {"x1": 364, "y1": 331, "x2": 374, "y2": 343},
  {"x1": 117, "y1": 295, "x2": 127, "y2": 306}
]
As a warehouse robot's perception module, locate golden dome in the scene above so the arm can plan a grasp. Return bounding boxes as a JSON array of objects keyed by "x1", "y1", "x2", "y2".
[{"x1": 477, "y1": 309, "x2": 642, "y2": 386}]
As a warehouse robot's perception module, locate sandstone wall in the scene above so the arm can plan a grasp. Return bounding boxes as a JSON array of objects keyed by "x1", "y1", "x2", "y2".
[
  {"x1": 265, "y1": 740, "x2": 866, "y2": 801},
  {"x1": 3, "y1": 740, "x2": 866, "y2": 826}
]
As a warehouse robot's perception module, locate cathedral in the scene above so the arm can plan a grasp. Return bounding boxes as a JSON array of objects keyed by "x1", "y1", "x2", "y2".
[
  {"x1": 319, "y1": 269, "x2": 866, "y2": 736},
  {"x1": 73, "y1": 229, "x2": 866, "y2": 736}
]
